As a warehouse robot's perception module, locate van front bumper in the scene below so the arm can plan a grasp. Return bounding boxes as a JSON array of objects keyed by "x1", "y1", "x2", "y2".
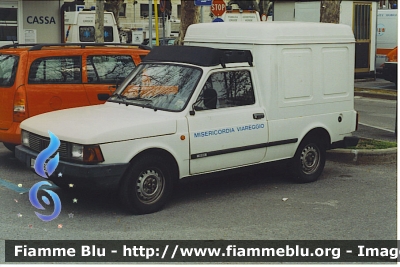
[
  {"x1": 15, "y1": 145, "x2": 129, "y2": 189},
  {"x1": 0, "y1": 122, "x2": 21, "y2": 145}
]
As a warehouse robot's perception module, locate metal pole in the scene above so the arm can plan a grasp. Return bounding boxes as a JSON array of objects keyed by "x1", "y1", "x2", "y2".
[
  {"x1": 201, "y1": 6, "x2": 203, "y2": 23},
  {"x1": 134, "y1": 1, "x2": 136, "y2": 22},
  {"x1": 149, "y1": 0, "x2": 153, "y2": 47},
  {"x1": 154, "y1": 0, "x2": 159, "y2": 46},
  {"x1": 162, "y1": 11, "x2": 165, "y2": 43}
]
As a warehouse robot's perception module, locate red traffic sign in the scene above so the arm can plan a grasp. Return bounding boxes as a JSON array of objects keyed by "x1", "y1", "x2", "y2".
[{"x1": 211, "y1": 0, "x2": 226, "y2": 17}]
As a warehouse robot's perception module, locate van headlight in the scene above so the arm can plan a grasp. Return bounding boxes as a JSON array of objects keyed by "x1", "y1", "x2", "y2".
[
  {"x1": 21, "y1": 130, "x2": 30, "y2": 147},
  {"x1": 71, "y1": 143, "x2": 104, "y2": 163}
]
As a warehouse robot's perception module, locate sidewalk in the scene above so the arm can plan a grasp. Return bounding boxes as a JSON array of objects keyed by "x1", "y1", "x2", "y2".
[
  {"x1": 354, "y1": 78, "x2": 397, "y2": 100},
  {"x1": 326, "y1": 78, "x2": 397, "y2": 164},
  {"x1": 355, "y1": 77, "x2": 397, "y2": 91}
]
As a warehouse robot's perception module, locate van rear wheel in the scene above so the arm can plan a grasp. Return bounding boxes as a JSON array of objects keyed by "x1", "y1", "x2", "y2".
[
  {"x1": 292, "y1": 137, "x2": 326, "y2": 183},
  {"x1": 119, "y1": 154, "x2": 174, "y2": 215}
]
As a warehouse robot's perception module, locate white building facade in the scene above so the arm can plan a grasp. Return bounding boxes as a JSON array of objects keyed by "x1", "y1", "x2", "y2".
[{"x1": 0, "y1": 0, "x2": 215, "y2": 46}]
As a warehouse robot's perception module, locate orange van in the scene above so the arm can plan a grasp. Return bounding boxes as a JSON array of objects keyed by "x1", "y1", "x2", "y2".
[{"x1": 0, "y1": 43, "x2": 149, "y2": 151}]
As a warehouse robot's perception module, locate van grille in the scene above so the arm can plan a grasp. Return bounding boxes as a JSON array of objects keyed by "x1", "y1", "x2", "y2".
[{"x1": 27, "y1": 132, "x2": 69, "y2": 158}]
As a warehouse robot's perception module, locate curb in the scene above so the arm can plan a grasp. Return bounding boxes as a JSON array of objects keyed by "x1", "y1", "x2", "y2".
[
  {"x1": 354, "y1": 90, "x2": 397, "y2": 100},
  {"x1": 327, "y1": 147, "x2": 397, "y2": 164}
]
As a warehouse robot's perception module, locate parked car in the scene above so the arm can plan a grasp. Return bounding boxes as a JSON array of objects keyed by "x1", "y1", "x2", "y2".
[
  {"x1": 382, "y1": 47, "x2": 398, "y2": 86},
  {"x1": 141, "y1": 37, "x2": 176, "y2": 46},
  {"x1": 0, "y1": 43, "x2": 150, "y2": 151}
]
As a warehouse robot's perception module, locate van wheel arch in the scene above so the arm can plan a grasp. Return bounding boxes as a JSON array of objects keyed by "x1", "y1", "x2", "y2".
[
  {"x1": 129, "y1": 148, "x2": 180, "y2": 182},
  {"x1": 300, "y1": 128, "x2": 331, "y2": 150},
  {"x1": 118, "y1": 148, "x2": 179, "y2": 214},
  {"x1": 291, "y1": 128, "x2": 330, "y2": 183}
]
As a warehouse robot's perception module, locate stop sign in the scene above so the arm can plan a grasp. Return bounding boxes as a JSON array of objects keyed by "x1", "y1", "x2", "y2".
[{"x1": 211, "y1": 0, "x2": 226, "y2": 17}]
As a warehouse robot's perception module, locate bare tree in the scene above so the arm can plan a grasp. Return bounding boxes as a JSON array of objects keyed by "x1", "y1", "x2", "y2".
[
  {"x1": 258, "y1": 0, "x2": 272, "y2": 20},
  {"x1": 320, "y1": 0, "x2": 341, "y2": 23},
  {"x1": 176, "y1": 0, "x2": 200, "y2": 45},
  {"x1": 228, "y1": 0, "x2": 259, "y2": 11},
  {"x1": 227, "y1": 0, "x2": 273, "y2": 20},
  {"x1": 105, "y1": 0, "x2": 124, "y2": 29},
  {"x1": 95, "y1": 0, "x2": 104, "y2": 43},
  {"x1": 176, "y1": 0, "x2": 274, "y2": 45}
]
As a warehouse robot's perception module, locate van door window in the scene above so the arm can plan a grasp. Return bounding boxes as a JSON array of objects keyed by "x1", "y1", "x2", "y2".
[
  {"x1": 195, "y1": 70, "x2": 255, "y2": 110},
  {"x1": 87, "y1": 55, "x2": 135, "y2": 84},
  {"x1": 79, "y1": 26, "x2": 114, "y2": 42},
  {"x1": 28, "y1": 56, "x2": 81, "y2": 84},
  {"x1": 0, "y1": 54, "x2": 18, "y2": 87}
]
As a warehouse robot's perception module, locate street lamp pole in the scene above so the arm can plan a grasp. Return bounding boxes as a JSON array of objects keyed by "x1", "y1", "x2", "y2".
[
  {"x1": 133, "y1": 1, "x2": 137, "y2": 22},
  {"x1": 149, "y1": 0, "x2": 153, "y2": 47}
]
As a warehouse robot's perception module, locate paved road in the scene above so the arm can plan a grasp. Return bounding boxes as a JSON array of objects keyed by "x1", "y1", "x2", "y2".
[
  {"x1": 0, "y1": 89, "x2": 397, "y2": 263},
  {"x1": 0, "y1": 140, "x2": 396, "y2": 263},
  {"x1": 354, "y1": 96, "x2": 397, "y2": 142}
]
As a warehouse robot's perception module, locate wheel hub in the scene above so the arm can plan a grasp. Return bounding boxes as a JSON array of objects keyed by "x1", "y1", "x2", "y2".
[
  {"x1": 300, "y1": 145, "x2": 320, "y2": 174},
  {"x1": 136, "y1": 169, "x2": 164, "y2": 204}
]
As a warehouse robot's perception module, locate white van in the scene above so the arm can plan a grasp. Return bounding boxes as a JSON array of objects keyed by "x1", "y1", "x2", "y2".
[
  {"x1": 64, "y1": 11, "x2": 120, "y2": 43},
  {"x1": 221, "y1": 10, "x2": 261, "y2": 22},
  {"x1": 376, "y1": 9, "x2": 398, "y2": 71},
  {"x1": 16, "y1": 22, "x2": 358, "y2": 215}
]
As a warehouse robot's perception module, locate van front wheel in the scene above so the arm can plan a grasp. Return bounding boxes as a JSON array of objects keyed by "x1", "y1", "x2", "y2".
[
  {"x1": 292, "y1": 137, "x2": 326, "y2": 183},
  {"x1": 119, "y1": 154, "x2": 173, "y2": 215},
  {"x1": 3, "y1": 142, "x2": 16, "y2": 153}
]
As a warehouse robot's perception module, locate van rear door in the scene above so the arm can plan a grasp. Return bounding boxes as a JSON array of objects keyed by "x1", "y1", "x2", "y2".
[{"x1": 0, "y1": 53, "x2": 20, "y2": 130}]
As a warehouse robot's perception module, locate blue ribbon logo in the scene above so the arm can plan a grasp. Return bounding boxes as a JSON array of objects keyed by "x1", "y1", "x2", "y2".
[
  {"x1": 29, "y1": 181, "x2": 62, "y2": 222},
  {"x1": 29, "y1": 131, "x2": 62, "y2": 222}
]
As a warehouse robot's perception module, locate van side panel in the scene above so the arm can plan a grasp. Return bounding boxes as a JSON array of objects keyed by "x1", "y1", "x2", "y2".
[
  {"x1": 264, "y1": 43, "x2": 355, "y2": 161},
  {"x1": 280, "y1": 48, "x2": 313, "y2": 102},
  {"x1": 322, "y1": 47, "x2": 352, "y2": 97},
  {"x1": 185, "y1": 41, "x2": 355, "y2": 163}
]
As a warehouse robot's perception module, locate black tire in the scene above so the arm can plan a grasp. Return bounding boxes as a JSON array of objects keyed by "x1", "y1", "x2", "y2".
[
  {"x1": 292, "y1": 136, "x2": 326, "y2": 183},
  {"x1": 3, "y1": 142, "x2": 16, "y2": 153},
  {"x1": 119, "y1": 154, "x2": 174, "y2": 214}
]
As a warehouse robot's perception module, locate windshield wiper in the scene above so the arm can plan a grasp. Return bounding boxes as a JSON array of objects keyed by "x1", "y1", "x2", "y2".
[
  {"x1": 125, "y1": 96, "x2": 152, "y2": 101},
  {"x1": 125, "y1": 97, "x2": 158, "y2": 111},
  {"x1": 110, "y1": 93, "x2": 128, "y2": 106},
  {"x1": 110, "y1": 94, "x2": 157, "y2": 110}
]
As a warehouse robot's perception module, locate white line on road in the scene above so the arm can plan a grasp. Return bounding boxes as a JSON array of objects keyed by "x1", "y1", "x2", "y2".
[{"x1": 359, "y1": 122, "x2": 395, "y2": 133}]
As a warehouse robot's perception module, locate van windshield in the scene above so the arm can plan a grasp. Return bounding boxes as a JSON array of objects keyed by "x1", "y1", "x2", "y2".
[
  {"x1": 109, "y1": 63, "x2": 202, "y2": 112},
  {"x1": 0, "y1": 54, "x2": 18, "y2": 87}
]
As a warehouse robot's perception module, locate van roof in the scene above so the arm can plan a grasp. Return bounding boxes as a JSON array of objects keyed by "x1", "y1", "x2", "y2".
[
  {"x1": 143, "y1": 46, "x2": 253, "y2": 67},
  {"x1": 184, "y1": 22, "x2": 355, "y2": 45},
  {"x1": 0, "y1": 43, "x2": 151, "y2": 51}
]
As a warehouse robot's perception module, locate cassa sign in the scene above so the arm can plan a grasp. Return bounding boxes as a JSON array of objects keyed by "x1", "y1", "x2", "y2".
[{"x1": 211, "y1": 0, "x2": 226, "y2": 17}]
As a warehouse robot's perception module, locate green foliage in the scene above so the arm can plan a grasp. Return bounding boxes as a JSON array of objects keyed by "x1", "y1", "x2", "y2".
[{"x1": 348, "y1": 138, "x2": 397, "y2": 149}]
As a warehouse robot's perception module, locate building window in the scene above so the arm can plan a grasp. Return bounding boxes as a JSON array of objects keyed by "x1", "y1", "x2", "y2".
[
  {"x1": 105, "y1": 3, "x2": 127, "y2": 17},
  {"x1": 0, "y1": 7, "x2": 18, "y2": 42},
  {"x1": 177, "y1": 4, "x2": 181, "y2": 18},
  {"x1": 140, "y1": 3, "x2": 162, "y2": 17}
]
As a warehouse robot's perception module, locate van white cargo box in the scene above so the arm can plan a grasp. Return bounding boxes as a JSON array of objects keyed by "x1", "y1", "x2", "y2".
[{"x1": 64, "y1": 11, "x2": 120, "y2": 43}]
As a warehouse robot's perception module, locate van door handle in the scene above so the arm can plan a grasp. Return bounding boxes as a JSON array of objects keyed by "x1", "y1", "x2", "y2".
[
  {"x1": 98, "y1": 93, "x2": 110, "y2": 101},
  {"x1": 253, "y1": 113, "x2": 265, "y2": 120}
]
